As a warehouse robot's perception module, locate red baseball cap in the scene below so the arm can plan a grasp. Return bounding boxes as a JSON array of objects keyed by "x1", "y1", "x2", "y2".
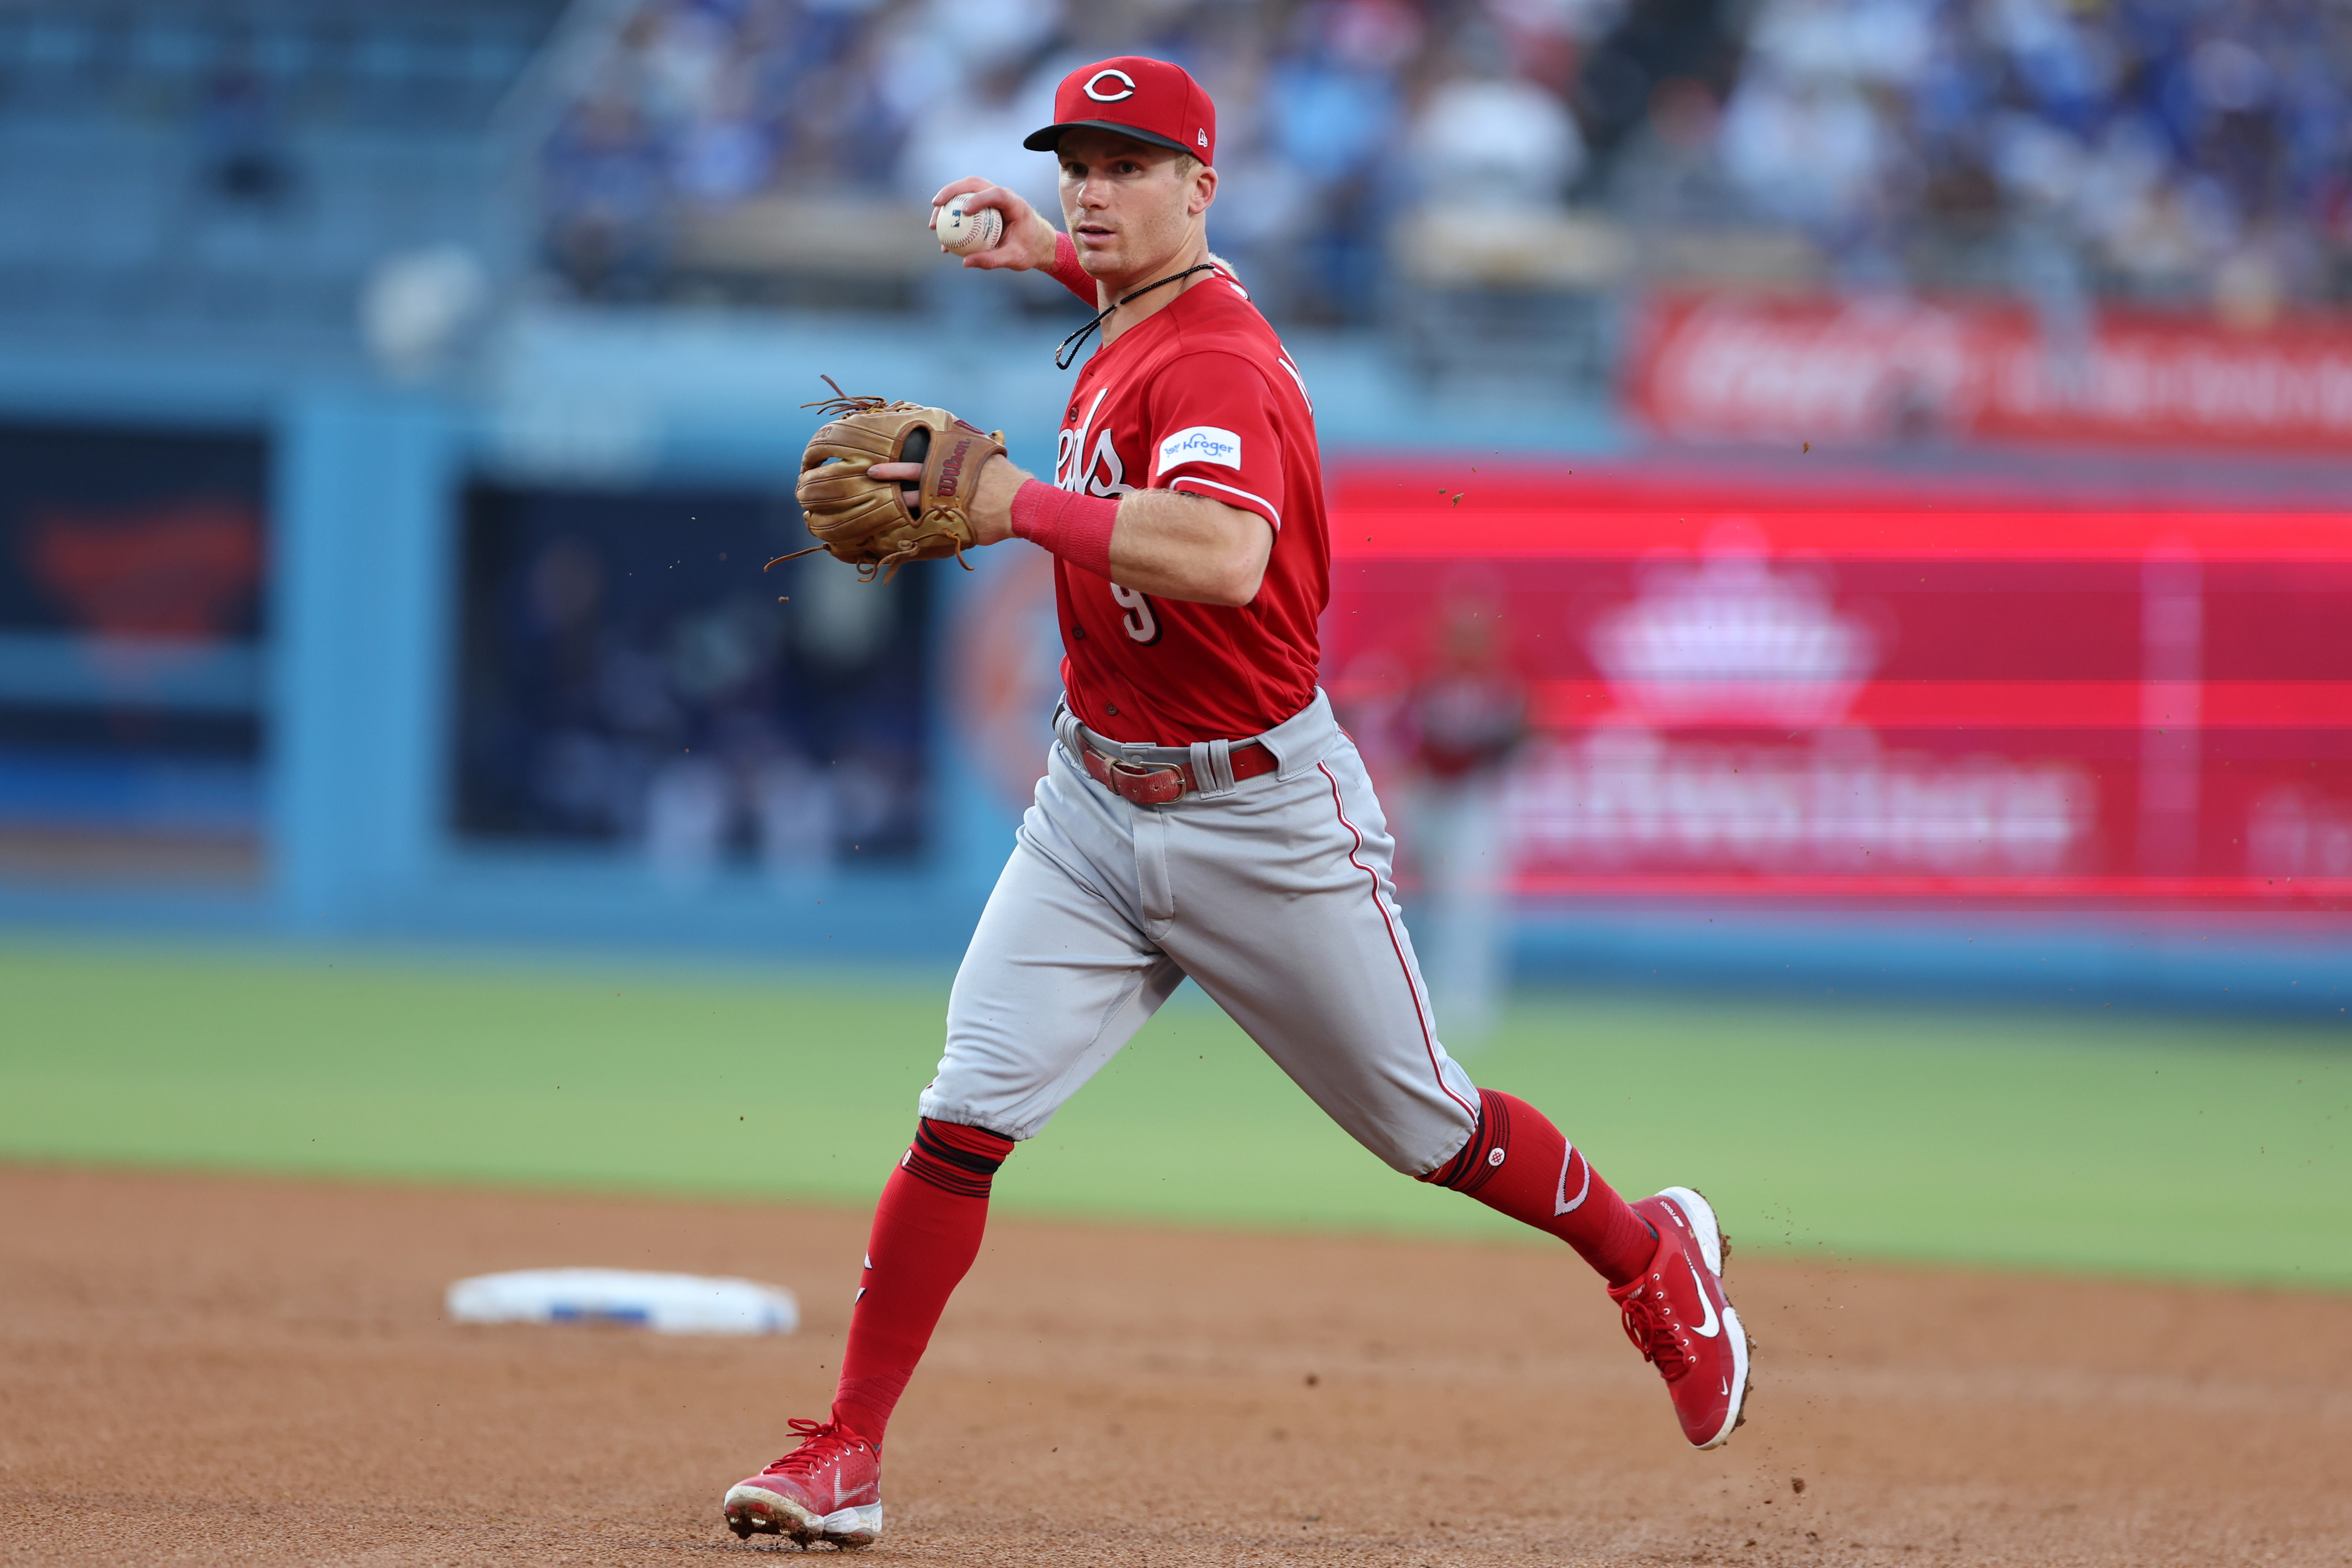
[{"x1": 1023, "y1": 56, "x2": 1216, "y2": 165}]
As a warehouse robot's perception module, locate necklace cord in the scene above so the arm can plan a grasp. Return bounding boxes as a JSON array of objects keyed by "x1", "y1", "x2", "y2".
[{"x1": 1053, "y1": 261, "x2": 1219, "y2": 370}]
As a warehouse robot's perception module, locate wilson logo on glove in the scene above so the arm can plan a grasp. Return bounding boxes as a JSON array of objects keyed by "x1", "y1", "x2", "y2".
[{"x1": 934, "y1": 436, "x2": 977, "y2": 499}]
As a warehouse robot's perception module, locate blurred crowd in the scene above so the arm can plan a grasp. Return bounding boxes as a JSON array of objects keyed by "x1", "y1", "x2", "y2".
[
  {"x1": 540, "y1": 0, "x2": 2352, "y2": 320},
  {"x1": 538, "y1": 0, "x2": 1740, "y2": 320},
  {"x1": 1724, "y1": 0, "x2": 2352, "y2": 317}
]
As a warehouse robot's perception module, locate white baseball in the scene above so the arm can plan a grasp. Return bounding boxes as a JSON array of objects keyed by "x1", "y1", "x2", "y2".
[{"x1": 935, "y1": 201, "x2": 1003, "y2": 256}]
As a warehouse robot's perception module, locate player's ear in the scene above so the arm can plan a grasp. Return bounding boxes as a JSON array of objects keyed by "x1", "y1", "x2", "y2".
[{"x1": 1189, "y1": 165, "x2": 1216, "y2": 217}]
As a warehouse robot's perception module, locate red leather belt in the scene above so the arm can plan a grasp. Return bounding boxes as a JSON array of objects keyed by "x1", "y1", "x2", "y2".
[{"x1": 1080, "y1": 739, "x2": 1276, "y2": 806}]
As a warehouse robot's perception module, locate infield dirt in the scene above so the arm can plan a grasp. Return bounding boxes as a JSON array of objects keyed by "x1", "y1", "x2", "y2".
[{"x1": 4, "y1": 1164, "x2": 2346, "y2": 1567}]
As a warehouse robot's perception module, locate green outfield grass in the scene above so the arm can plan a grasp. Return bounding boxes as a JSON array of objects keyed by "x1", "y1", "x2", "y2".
[{"x1": 2, "y1": 937, "x2": 2345, "y2": 1287}]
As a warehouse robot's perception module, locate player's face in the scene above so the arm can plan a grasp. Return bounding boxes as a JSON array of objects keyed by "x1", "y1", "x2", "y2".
[{"x1": 1056, "y1": 130, "x2": 1214, "y2": 286}]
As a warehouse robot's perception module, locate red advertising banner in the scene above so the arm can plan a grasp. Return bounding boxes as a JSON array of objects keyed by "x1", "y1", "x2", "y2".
[
  {"x1": 1324, "y1": 470, "x2": 2352, "y2": 906},
  {"x1": 1627, "y1": 292, "x2": 2352, "y2": 451}
]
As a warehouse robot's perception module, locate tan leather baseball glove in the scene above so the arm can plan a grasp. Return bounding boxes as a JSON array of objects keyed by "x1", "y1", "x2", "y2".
[{"x1": 774, "y1": 377, "x2": 1008, "y2": 583}]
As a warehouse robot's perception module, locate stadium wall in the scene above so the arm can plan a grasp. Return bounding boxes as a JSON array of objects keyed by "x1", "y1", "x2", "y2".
[{"x1": 0, "y1": 313, "x2": 2346, "y2": 1019}]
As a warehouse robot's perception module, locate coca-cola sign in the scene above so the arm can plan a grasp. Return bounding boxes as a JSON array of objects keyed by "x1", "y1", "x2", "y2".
[{"x1": 1627, "y1": 292, "x2": 2352, "y2": 450}]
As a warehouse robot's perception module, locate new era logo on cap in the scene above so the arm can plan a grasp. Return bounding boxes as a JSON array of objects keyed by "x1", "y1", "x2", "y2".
[{"x1": 1025, "y1": 55, "x2": 1216, "y2": 166}]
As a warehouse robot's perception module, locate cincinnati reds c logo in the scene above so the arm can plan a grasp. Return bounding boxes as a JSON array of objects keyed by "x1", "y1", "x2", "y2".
[{"x1": 1082, "y1": 68, "x2": 1136, "y2": 103}]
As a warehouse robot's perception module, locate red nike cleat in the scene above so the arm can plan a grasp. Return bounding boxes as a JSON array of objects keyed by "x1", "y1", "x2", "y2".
[
  {"x1": 722, "y1": 1418, "x2": 883, "y2": 1546},
  {"x1": 1608, "y1": 1186, "x2": 1754, "y2": 1450}
]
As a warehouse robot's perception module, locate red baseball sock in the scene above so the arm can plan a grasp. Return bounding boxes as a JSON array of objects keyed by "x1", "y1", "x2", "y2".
[
  {"x1": 829, "y1": 1119, "x2": 1014, "y2": 1445},
  {"x1": 1420, "y1": 1089, "x2": 1658, "y2": 1287}
]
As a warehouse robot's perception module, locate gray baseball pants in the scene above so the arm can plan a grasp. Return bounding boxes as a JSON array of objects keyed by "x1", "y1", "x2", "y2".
[{"x1": 918, "y1": 689, "x2": 1483, "y2": 1176}]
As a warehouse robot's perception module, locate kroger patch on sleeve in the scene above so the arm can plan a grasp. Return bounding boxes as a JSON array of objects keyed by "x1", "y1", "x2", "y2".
[{"x1": 1155, "y1": 425, "x2": 1242, "y2": 475}]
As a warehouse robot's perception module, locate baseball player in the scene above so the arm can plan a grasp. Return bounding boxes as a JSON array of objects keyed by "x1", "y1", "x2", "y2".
[{"x1": 724, "y1": 56, "x2": 1750, "y2": 1548}]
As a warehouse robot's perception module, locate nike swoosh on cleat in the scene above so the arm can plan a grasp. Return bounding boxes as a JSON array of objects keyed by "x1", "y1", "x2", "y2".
[
  {"x1": 1554, "y1": 1144, "x2": 1590, "y2": 1215},
  {"x1": 1685, "y1": 1255, "x2": 1721, "y2": 1338}
]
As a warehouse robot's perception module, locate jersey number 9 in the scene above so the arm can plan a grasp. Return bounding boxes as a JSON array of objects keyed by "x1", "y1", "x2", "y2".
[{"x1": 1109, "y1": 582, "x2": 1161, "y2": 645}]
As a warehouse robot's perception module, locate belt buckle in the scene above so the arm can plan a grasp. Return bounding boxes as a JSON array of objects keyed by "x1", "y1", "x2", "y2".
[{"x1": 1106, "y1": 756, "x2": 1187, "y2": 807}]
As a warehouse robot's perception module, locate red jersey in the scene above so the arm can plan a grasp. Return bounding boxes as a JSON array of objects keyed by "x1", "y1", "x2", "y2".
[{"x1": 1049, "y1": 268, "x2": 1327, "y2": 744}]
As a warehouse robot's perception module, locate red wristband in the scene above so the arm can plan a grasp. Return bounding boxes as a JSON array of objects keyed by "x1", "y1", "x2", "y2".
[
  {"x1": 1009, "y1": 479, "x2": 1117, "y2": 580},
  {"x1": 1047, "y1": 231, "x2": 1099, "y2": 308}
]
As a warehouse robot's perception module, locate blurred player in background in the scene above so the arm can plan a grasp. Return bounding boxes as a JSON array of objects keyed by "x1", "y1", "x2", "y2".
[
  {"x1": 722, "y1": 55, "x2": 1750, "y2": 1549},
  {"x1": 1402, "y1": 587, "x2": 1530, "y2": 1046}
]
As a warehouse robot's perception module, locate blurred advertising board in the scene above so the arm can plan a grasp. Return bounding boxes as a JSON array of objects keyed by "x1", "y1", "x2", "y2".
[
  {"x1": 1627, "y1": 292, "x2": 2352, "y2": 451},
  {"x1": 0, "y1": 422, "x2": 268, "y2": 883},
  {"x1": 1324, "y1": 469, "x2": 2351, "y2": 908}
]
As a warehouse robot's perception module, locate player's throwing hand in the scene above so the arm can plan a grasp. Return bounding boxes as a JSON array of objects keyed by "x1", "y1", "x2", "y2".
[{"x1": 928, "y1": 177, "x2": 1058, "y2": 270}]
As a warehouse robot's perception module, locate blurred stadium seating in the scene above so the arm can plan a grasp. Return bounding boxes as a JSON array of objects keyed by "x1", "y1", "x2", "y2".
[
  {"x1": 0, "y1": 0, "x2": 557, "y2": 344},
  {"x1": 1719, "y1": 0, "x2": 2352, "y2": 316},
  {"x1": 0, "y1": 0, "x2": 2346, "y2": 1012},
  {"x1": 532, "y1": 0, "x2": 2352, "y2": 335}
]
